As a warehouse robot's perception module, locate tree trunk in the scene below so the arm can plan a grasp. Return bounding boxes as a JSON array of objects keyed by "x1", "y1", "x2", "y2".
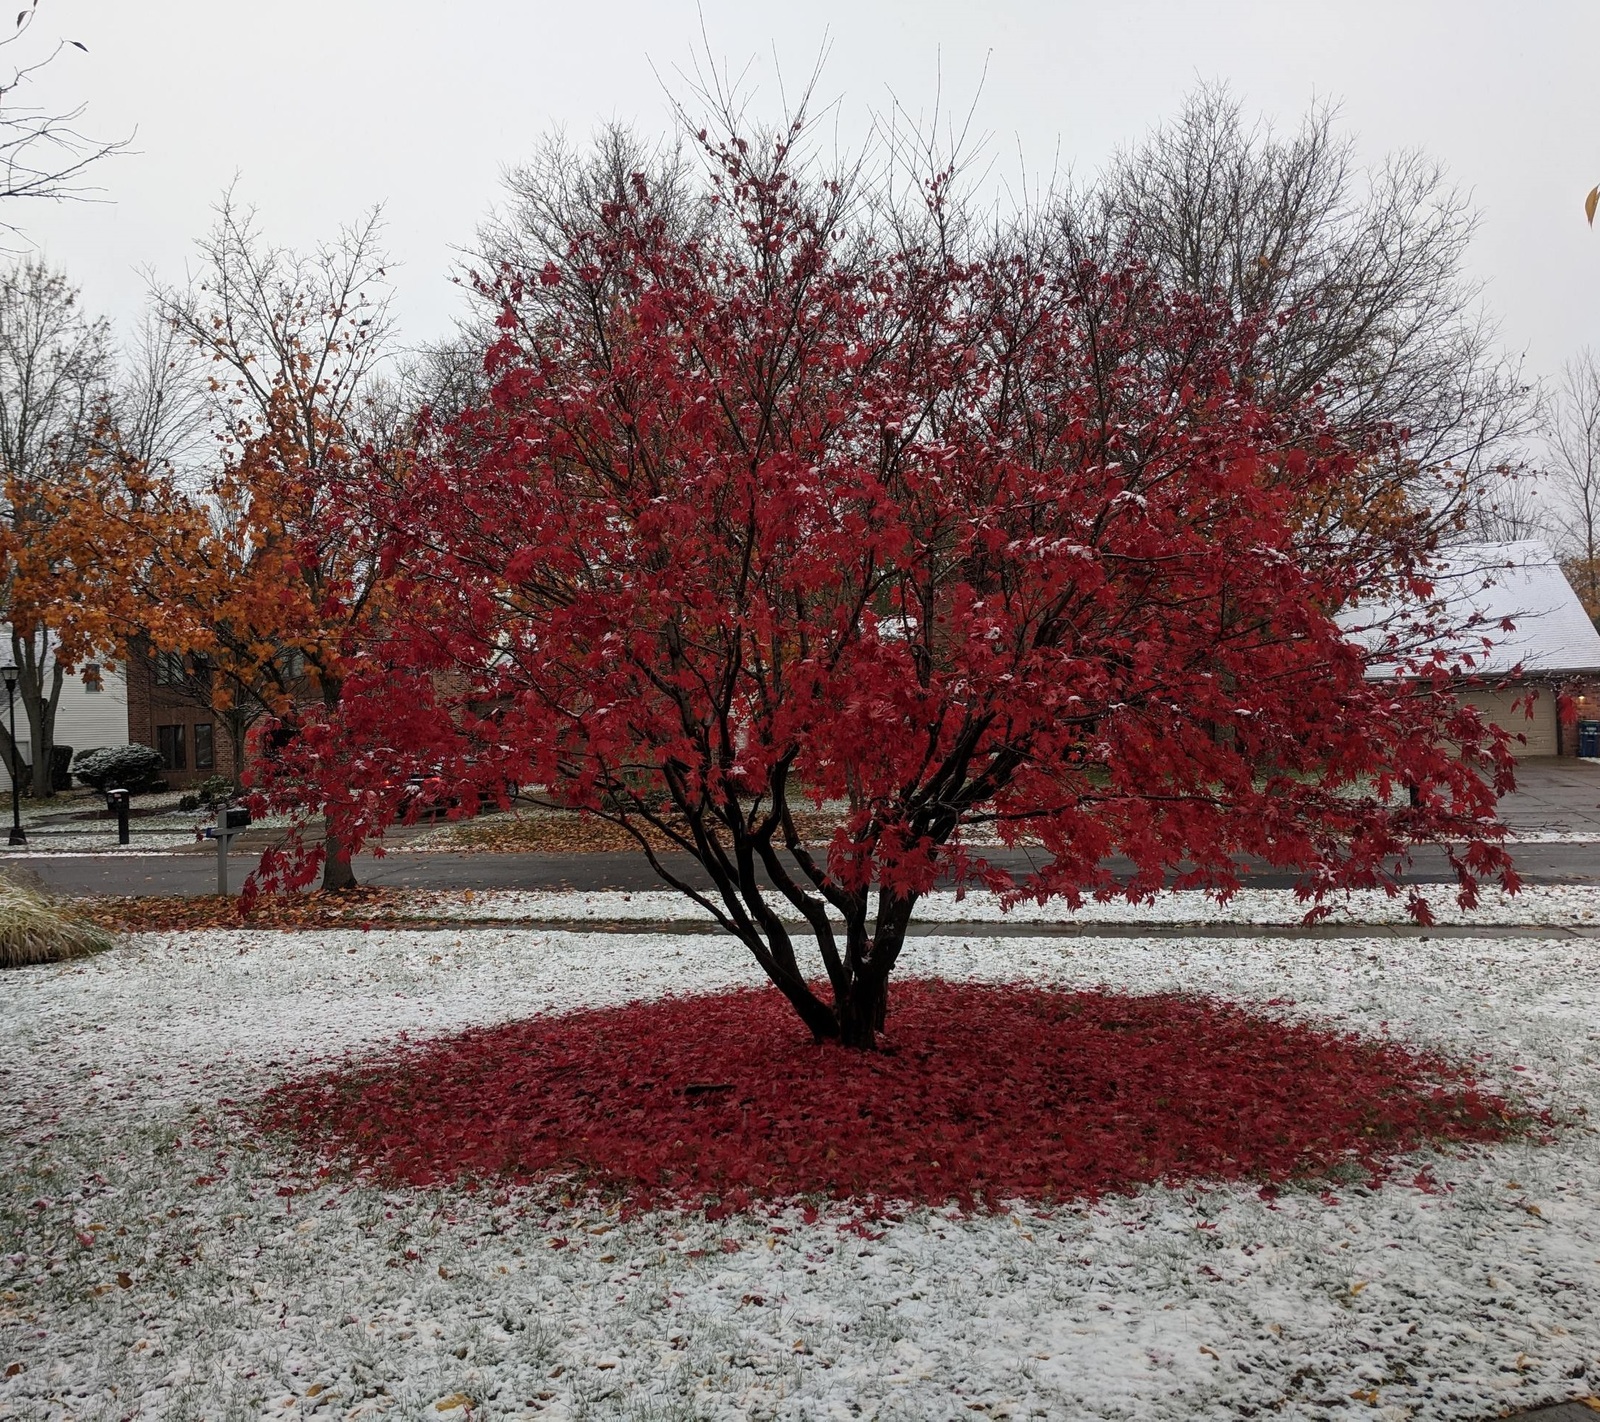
[
  {"x1": 11, "y1": 629, "x2": 63, "y2": 799},
  {"x1": 318, "y1": 679, "x2": 356, "y2": 891},
  {"x1": 223, "y1": 709, "x2": 251, "y2": 795},
  {"x1": 28, "y1": 710, "x2": 51, "y2": 798},
  {"x1": 836, "y1": 973, "x2": 889, "y2": 1051},
  {"x1": 321, "y1": 829, "x2": 357, "y2": 892}
]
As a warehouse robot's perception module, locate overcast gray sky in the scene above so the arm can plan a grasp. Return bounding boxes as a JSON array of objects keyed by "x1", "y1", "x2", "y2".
[{"x1": 13, "y1": 0, "x2": 1599, "y2": 388}]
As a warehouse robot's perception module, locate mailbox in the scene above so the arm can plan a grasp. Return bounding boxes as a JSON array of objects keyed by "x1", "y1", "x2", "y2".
[
  {"x1": 105, "y1": 787, "x2": 131, "y2": 846},
  {"x1": 204, "y1": 805, "x2": 251, "y2": 838},
  {"x1": 207, "y1": 803, "x2": 253, "y2": 897}
]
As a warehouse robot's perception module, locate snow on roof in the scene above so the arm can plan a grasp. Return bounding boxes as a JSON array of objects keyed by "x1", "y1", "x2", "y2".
[{"x1": 1345, "y1": 540, "x2": 1600, "y2": 679}]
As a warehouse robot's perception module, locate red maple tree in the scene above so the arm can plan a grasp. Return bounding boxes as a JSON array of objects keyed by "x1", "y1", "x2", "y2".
[{"x1": 262, "y1": 125, "x2": 1517, "y2": 1047}]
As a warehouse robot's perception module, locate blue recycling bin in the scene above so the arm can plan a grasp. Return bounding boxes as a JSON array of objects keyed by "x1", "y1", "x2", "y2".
[{"x1": 1579, "y1": 720, "x2": 1600, "y2": 758}]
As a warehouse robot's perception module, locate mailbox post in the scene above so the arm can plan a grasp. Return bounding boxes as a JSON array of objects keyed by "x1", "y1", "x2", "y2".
[
  {"x1": 106, "y1": 788, "x2": 130, "y2": 845},
  {"x1": 205, "y1": 802, "x2": 252, "y2": 896}
]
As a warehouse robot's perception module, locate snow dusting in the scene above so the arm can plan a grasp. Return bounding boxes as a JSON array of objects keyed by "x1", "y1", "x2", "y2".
[
  {"x1": 405, "y1": 882, "x2": 1600, "y2": 928},
  {"x1": 2, "y1": 927, "x2": 1599, "y2": 1419}
]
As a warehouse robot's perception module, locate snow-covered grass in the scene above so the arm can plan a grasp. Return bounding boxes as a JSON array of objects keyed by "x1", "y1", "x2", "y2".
[
  {"x1": 0, "y1": 788, "x2": 301, "y2": 855},
  {"x1": 1, "y1": 833, "x2": 202, "y2": 855},
  {"x1": 2, "y1": 926, "x2": 1599, "y2": 1419},
  {"x1": 1501, "y1": 831, "x2": 1600, "y2": 844},
  {"x1": 407, "y1": 882, "x2": 1600, "y2": 928},
  {"x1": 0, "y1": 789, "x2": 199, "y2": 854}
]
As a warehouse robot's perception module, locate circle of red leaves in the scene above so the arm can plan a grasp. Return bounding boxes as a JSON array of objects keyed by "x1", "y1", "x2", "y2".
[{"x1": 254, "y1": 982, "x2": 1529, "y2": 1215}]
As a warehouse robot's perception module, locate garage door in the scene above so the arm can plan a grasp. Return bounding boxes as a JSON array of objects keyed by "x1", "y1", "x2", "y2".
[{"x1": 1456, "y1": 686, "x2": 1558, "y2": 757}]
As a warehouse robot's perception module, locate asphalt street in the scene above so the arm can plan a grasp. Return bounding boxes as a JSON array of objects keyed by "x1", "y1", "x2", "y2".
[
  {"x1": 9, "y1": 840, "x2": 1596, "y2": 898},
  {"x1": 10, "y1": 758, "x2": 1598, "y2": 898}
]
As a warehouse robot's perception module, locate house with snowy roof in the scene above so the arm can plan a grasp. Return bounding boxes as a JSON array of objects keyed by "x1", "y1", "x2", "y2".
[{"x1": 1342, "y1": 540, "x2": 1600, "y2": 759}]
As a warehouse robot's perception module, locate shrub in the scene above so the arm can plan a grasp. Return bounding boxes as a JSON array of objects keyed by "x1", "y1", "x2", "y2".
[
  {"x1": 72, "y1": 744, "x2": 164, "y2": 794},
  {"x1": 0, "y1": 875, "x2": 113, "y2": 969},
  {"x1": 178, "y1": 794, "x2": 200, "y2": 812},
  {"x1": 50, "y1": 745, "x2": 73, "y2": 792},
  {"x1": 195, "y1": 774, "x2": 233, "y2": 805}
]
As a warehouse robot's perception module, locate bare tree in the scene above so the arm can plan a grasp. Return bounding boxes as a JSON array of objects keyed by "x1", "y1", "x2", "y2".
[
  {"x1": 474, "y1": 126, "x2": 711, "y2": 342},
  {"x1": 1456, "y1": 463, "x2": 1550, "y2": 546},
  {"x1": 1080, "y1": 84, "x2": 1535, "y2": 535},
  {"x1": 155, "y1": 193, "x2": 396, "y2": 465},
  {"x1": 0, "y1": 257, "x2": 111, "y2": 795},
  {"x1": 1, "y1": 3, "x2": 128, "y2": 236},
  {"x1": 1546, "y1": 349, "x2": 1600, "y2": 623},
  {"x1": 114, "y1": 306, "x2": 211, "y2": 479}
]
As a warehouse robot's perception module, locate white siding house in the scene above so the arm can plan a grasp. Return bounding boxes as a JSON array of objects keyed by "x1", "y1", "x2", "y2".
[{"x1": 1, "y1": 629, "x2": 128, "y2": 792}]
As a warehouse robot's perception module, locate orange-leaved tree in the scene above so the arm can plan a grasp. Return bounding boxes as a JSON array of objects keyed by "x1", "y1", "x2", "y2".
[
  {"x1": 0, "y1": 258, "x2": 115, "y2": 797},
  {"x1": 148, "y1": 201, "x2": 402, "y2": 889},
  {"x1": 53, "y1": 378, "x2": 404, "y2": 890},
  {"x1": 51, "y1": 201, "x2": 406, "y2": 888}
]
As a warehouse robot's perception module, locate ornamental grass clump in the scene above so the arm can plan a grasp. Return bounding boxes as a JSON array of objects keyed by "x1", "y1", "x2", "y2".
[{"x1": 0, "y1": 876, "x2": 113, "y2": 968}]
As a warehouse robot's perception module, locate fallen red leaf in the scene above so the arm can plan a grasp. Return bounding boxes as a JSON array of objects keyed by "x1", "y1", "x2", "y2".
[{"x1": 253, "y1": 981, "x2": 1536, "y2": 1215}]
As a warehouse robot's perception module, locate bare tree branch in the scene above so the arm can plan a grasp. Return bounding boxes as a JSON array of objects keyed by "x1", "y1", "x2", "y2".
[{"x1": 0, "y1": 7, "x2": 130, "y2": 238}]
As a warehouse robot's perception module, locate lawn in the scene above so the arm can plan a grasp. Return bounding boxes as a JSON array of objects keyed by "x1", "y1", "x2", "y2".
[{"x1": 2, "y1": 915, "x2": 1599, "y2": 1419}]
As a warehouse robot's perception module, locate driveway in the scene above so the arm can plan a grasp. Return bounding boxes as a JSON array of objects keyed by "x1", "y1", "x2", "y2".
[{"x1": 1495, "y1": 756, "x2": 1600, "y2": 836}]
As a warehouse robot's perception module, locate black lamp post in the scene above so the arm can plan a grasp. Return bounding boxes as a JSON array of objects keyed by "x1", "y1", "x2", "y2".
[{"x1": 1, "y1": 662, "x2": 25, "y2": 847}]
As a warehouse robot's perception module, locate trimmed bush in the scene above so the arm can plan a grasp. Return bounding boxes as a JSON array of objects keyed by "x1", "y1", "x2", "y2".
[
  {"x1": 178, "y1": 794, "x2": 200, "y2": 811},
  {"x1": 195, "y1": 774, "x2": 233, "y2": 805},
  {"x1": 0, "y1": 876, "x2": 113, "y2": 969},
  {"x1": 72, "y1": 744, "x2": 164, "y2": 794}
]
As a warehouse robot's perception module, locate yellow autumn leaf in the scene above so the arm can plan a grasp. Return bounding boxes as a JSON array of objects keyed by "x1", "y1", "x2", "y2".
[
  {"x1": 1587, "y1": 185, "x2": 1599, "y2": 226},
  {"x1": 1350, "y1": 1280, "x2": 1369, "y2": 1296},
  {"x1": 435, "y1": 1395, "x2": 473, "y2": 1414}
]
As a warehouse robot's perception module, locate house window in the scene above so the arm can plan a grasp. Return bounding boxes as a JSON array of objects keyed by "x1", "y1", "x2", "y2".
[
  {"x1": 153, "y1": 651, "x2": 185, "y2": 686},
  {"x1": 194, "y1": 723, "x2": 214, "y2": 771},
  {"x1": 82, "y1": 664, "x2": 104, "y2": 693},
  {"x1": 156, "y1": 724, "x2": 187, "y2": 771}
]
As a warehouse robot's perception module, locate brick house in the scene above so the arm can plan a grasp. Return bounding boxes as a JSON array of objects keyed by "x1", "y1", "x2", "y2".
[
  {"x1": 123, "y1": 641, "x2": 319, "y2": 789},
  {"x1": 123, "y1": 645, "x2": 236, "y2": 789}
]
